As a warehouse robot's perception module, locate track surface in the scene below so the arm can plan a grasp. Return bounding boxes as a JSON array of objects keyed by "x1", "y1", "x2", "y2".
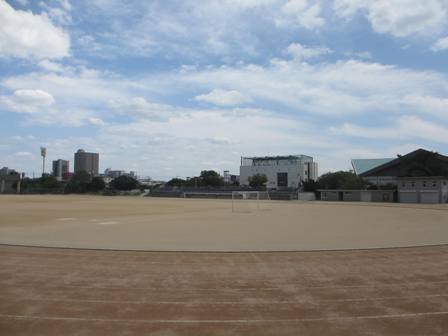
[{"x1": 1, "y1": 245, "x2": 448, "y2": 335}]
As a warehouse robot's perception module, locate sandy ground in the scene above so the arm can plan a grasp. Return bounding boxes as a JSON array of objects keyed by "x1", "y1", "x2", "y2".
[
  {"x1": 0, "y1": 195, "x2": 448, "y2": 251},
  {"x1": 1, "y1": 244, "x2": 448, "y2": 335}
]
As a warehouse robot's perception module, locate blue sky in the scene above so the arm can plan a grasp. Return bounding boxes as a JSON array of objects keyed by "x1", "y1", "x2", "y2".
[{"x1": 1, "y1": 0, "x2": 448, "y2": 179}]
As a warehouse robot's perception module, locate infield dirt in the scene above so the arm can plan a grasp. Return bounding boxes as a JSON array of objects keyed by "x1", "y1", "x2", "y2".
[{"x1": 0, "y1": 195, "x2": 447, "y2": 251}]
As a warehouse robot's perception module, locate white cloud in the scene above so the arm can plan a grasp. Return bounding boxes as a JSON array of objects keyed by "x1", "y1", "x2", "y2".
[
  {"x1": 277, "y1": 1, "x2": 325, "y2": 29},
  {"x1": 15, "y1": 0, "x2": 28, "y2": 6},
  {"x1": 1, "y1": 89, "x2": 55, "y2": 114},
  {"x1": 15, "y1": 151, "x2": 33, "y2": 157},
  {"x1": 38, "y1": 59, "x2": 69, "y2": 73},
  {"x1": 286, "y1": 43, "x2": 333, "y2": 61},
  {"x1": 0, "y1": 1, "x2": 70, "y2": 59},
  {"x1": 402, "y1": 95, "x2": 448, "y2": 119},
  {"x1": 333, "y1": 116, "x2": 448, "y2": 144},
  {"x1": 171, "y1": 59, "x2": 448, "y2": 117},
  {"x1": 110, "y1": 97, "x2": 174, "y2": 121},
  {"x1": 334, "y1": 0, "x2": 448, "y2": 37},
  {"x1": 87, "y1": 117, "x2": 106, "y2": 126},
  {"x1": 39, "y1": 2, "x2": 72, "y2": 25},
  {"x1": 195, "y1": 89, "x2": 251, "y2": 106},
  {"x1": 81, "y1": 1, "x2": 325, "y2": 61},
  {"x1": 431, "y1": 36, "x2": 448, "y2": 51}
]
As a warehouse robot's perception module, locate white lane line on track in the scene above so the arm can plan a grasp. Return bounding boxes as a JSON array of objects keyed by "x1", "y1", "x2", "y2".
[
  {"x1": 96, "y1": 221, "x2": 120, "y2": 225},
  {"x1": 1, "y1": 293, "x2": 448, "y2": 305},
  {"x1": 3, "y1": 280, "x2": 448, "y2": 291},
  {"x1": 1, "y1": 311, "x2": 448, "y2": 324}
]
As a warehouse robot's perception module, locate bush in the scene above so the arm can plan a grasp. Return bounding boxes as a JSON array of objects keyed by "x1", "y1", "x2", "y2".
[
  {"x1": 249, "y1": 174, "x2": 267, "y2": 188},
  {"x1": 317, "y1": 171, "x2": 366, "y2": 190}
]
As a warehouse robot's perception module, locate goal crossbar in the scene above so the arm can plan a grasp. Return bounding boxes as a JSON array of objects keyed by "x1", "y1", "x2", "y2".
[{"x1": 231, "y1": 191, "x2": 270, "y2": 212}]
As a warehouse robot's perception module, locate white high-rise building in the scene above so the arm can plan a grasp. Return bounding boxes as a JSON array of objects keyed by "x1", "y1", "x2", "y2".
[{"x1": 240, "y1": 155, "x2": 318, "y2": 189}]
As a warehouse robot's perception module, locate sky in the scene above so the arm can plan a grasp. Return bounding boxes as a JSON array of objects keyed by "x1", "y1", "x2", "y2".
[{"x1": 1, "y1": 0, "x2": 448, "y2": 180}]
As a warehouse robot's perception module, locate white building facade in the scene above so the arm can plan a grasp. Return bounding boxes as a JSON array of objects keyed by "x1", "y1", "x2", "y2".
[{"x1": 240, "y1": 155, "x2": 318, "y2": 189}]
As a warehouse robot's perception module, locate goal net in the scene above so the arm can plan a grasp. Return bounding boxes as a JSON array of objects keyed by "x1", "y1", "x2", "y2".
[{"x1": 231, "y1": 191, "x2": 271, "y2": 213}]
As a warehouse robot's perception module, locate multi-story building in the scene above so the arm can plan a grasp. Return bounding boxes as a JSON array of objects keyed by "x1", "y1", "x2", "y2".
[
  {"x1": 74, "y1": 149, "x2": 99, "y2": 176},
  {"x1": 0, "y1": 167, "x2": 21, "y2": 193},
  {"x1": 104, "y1": 168, "x2": 125, "y2": 179},
  {"x1": 240, "y1": 155, "x2": 318, "y2": 189},
  {"x1": 52, "y1": 159, "x2": 69, "y2": 181}
]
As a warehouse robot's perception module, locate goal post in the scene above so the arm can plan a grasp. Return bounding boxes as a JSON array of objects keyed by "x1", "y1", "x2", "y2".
[{"x1": 231, "y1": 191, "x2": 271, "y2": 213}]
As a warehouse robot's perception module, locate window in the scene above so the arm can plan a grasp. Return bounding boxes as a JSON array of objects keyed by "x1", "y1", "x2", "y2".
[
  {"x1": 423, "y1": 181, "x2": 427, "y2": 187},
  {"x1": 402, "y1": 183, "x2": 405, "y2": 187},
  {"x1": 277, "y1": 172, "x2": 288, "y2": 187},
  {"x1": 432, "y1": 181, "x2": 437, "y2": 187},
  {"x1": 411, "y1": 182, "x2": 415, "y2": 187}
]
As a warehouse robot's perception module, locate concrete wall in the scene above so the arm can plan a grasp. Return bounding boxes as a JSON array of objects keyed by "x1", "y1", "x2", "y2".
[
  {"x1": 398, "y1": 178, "x2": 448, "y2": 203},
  {"x1": 319, "y1": 190, "x2": 395, "y2": 203}
]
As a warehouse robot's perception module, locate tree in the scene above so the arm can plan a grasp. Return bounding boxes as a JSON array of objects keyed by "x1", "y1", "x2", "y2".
[
  {"x1": 64, "y1": 171, "x2": 92, "y2": 193},
  {"x1": 89, "y1": 177, "x2": 106, "y2": 191},
  {"x1": 317, "y1": 171, "x2": 366, "y2": 190},
  {"x1": 110, "y1": 175, "x2": 139, "y2": 191},
  {"x1": 249, "y1": 174, "x2": 267, "y2": 188},
  {"x1": 166, "y1": 178, "x2": 186, "y2": 187},
  {"x1": 199, "y1": 170, "x2": 224, "y2": 187}
]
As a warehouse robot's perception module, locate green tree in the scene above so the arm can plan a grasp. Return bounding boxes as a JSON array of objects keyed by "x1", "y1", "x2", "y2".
[
  {"x1": 185, "y1": 176, "x2": 201, "y2": 187},
  {"x1": 110, "y1": 175, "x2": 139, "y2": 191},
  {"x1": 317, "y1": 171, "x2": 366, "y2": 190},
  {"x1": 166, "y1": 178, "x2": 186, "y2": 187},
  {"x1": 89, "y1": 177, "x2": 106, "y2": 191},
  {"x1": 64, "y1": 170, "x2": 92, "y2": 193},
  {"x1": 199, "y1": 170, "x2": 224, "y2": 187},
  {"x1": 249, "y1": 174, "x2": 267, "y2": 188}
]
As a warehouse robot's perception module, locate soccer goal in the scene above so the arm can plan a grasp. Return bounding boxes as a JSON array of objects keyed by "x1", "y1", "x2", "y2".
[{"x1": 231, "y1": 191, "x2": 271, "y2": 213}]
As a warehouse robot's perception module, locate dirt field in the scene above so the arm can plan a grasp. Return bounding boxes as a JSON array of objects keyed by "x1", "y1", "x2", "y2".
[
  {"x1": 1, "y1": 245, "x2": 448, "y2": 335},
  {"x1": 0, "y1": 195, "x2": 448, "y2": 251},
  {"x1": 1, "y1": 195, "x2": 448, "y2": 335}
]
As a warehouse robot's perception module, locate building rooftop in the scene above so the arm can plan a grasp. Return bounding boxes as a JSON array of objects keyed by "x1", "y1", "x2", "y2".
[
  {"x1": 351, "y1": 158, "x2": 394, "y2": 175},
  {"x1": 242, "y1": 155, "x2": 312, "y2": 161}
]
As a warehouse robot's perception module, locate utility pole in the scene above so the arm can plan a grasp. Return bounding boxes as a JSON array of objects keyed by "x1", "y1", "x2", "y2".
[{"x1": 40, "y1": 147, "x2": 47, "y2": 177}]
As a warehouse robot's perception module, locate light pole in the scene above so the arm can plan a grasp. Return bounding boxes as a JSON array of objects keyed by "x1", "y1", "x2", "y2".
[{"x1": 40, "y1": 147, "x2": 47, "y2": 177}]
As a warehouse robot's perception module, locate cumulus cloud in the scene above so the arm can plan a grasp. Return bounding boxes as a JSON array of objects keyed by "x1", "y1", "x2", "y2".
[
  {"x1": 334, "y1": 0, "x2": 448, "y2": 37},
  {"x1": 431, "y1": 36, "x2": 448, "y2": 51},
  {"x1": 0, "y1": 89, "x2": 55, "y2": 114},
  {"x1": 195, "y1": 89, "x2": 251, "y2": 106},
  {"x1": 0, "y1": 1, "x2": 70, "y2": 60}
]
